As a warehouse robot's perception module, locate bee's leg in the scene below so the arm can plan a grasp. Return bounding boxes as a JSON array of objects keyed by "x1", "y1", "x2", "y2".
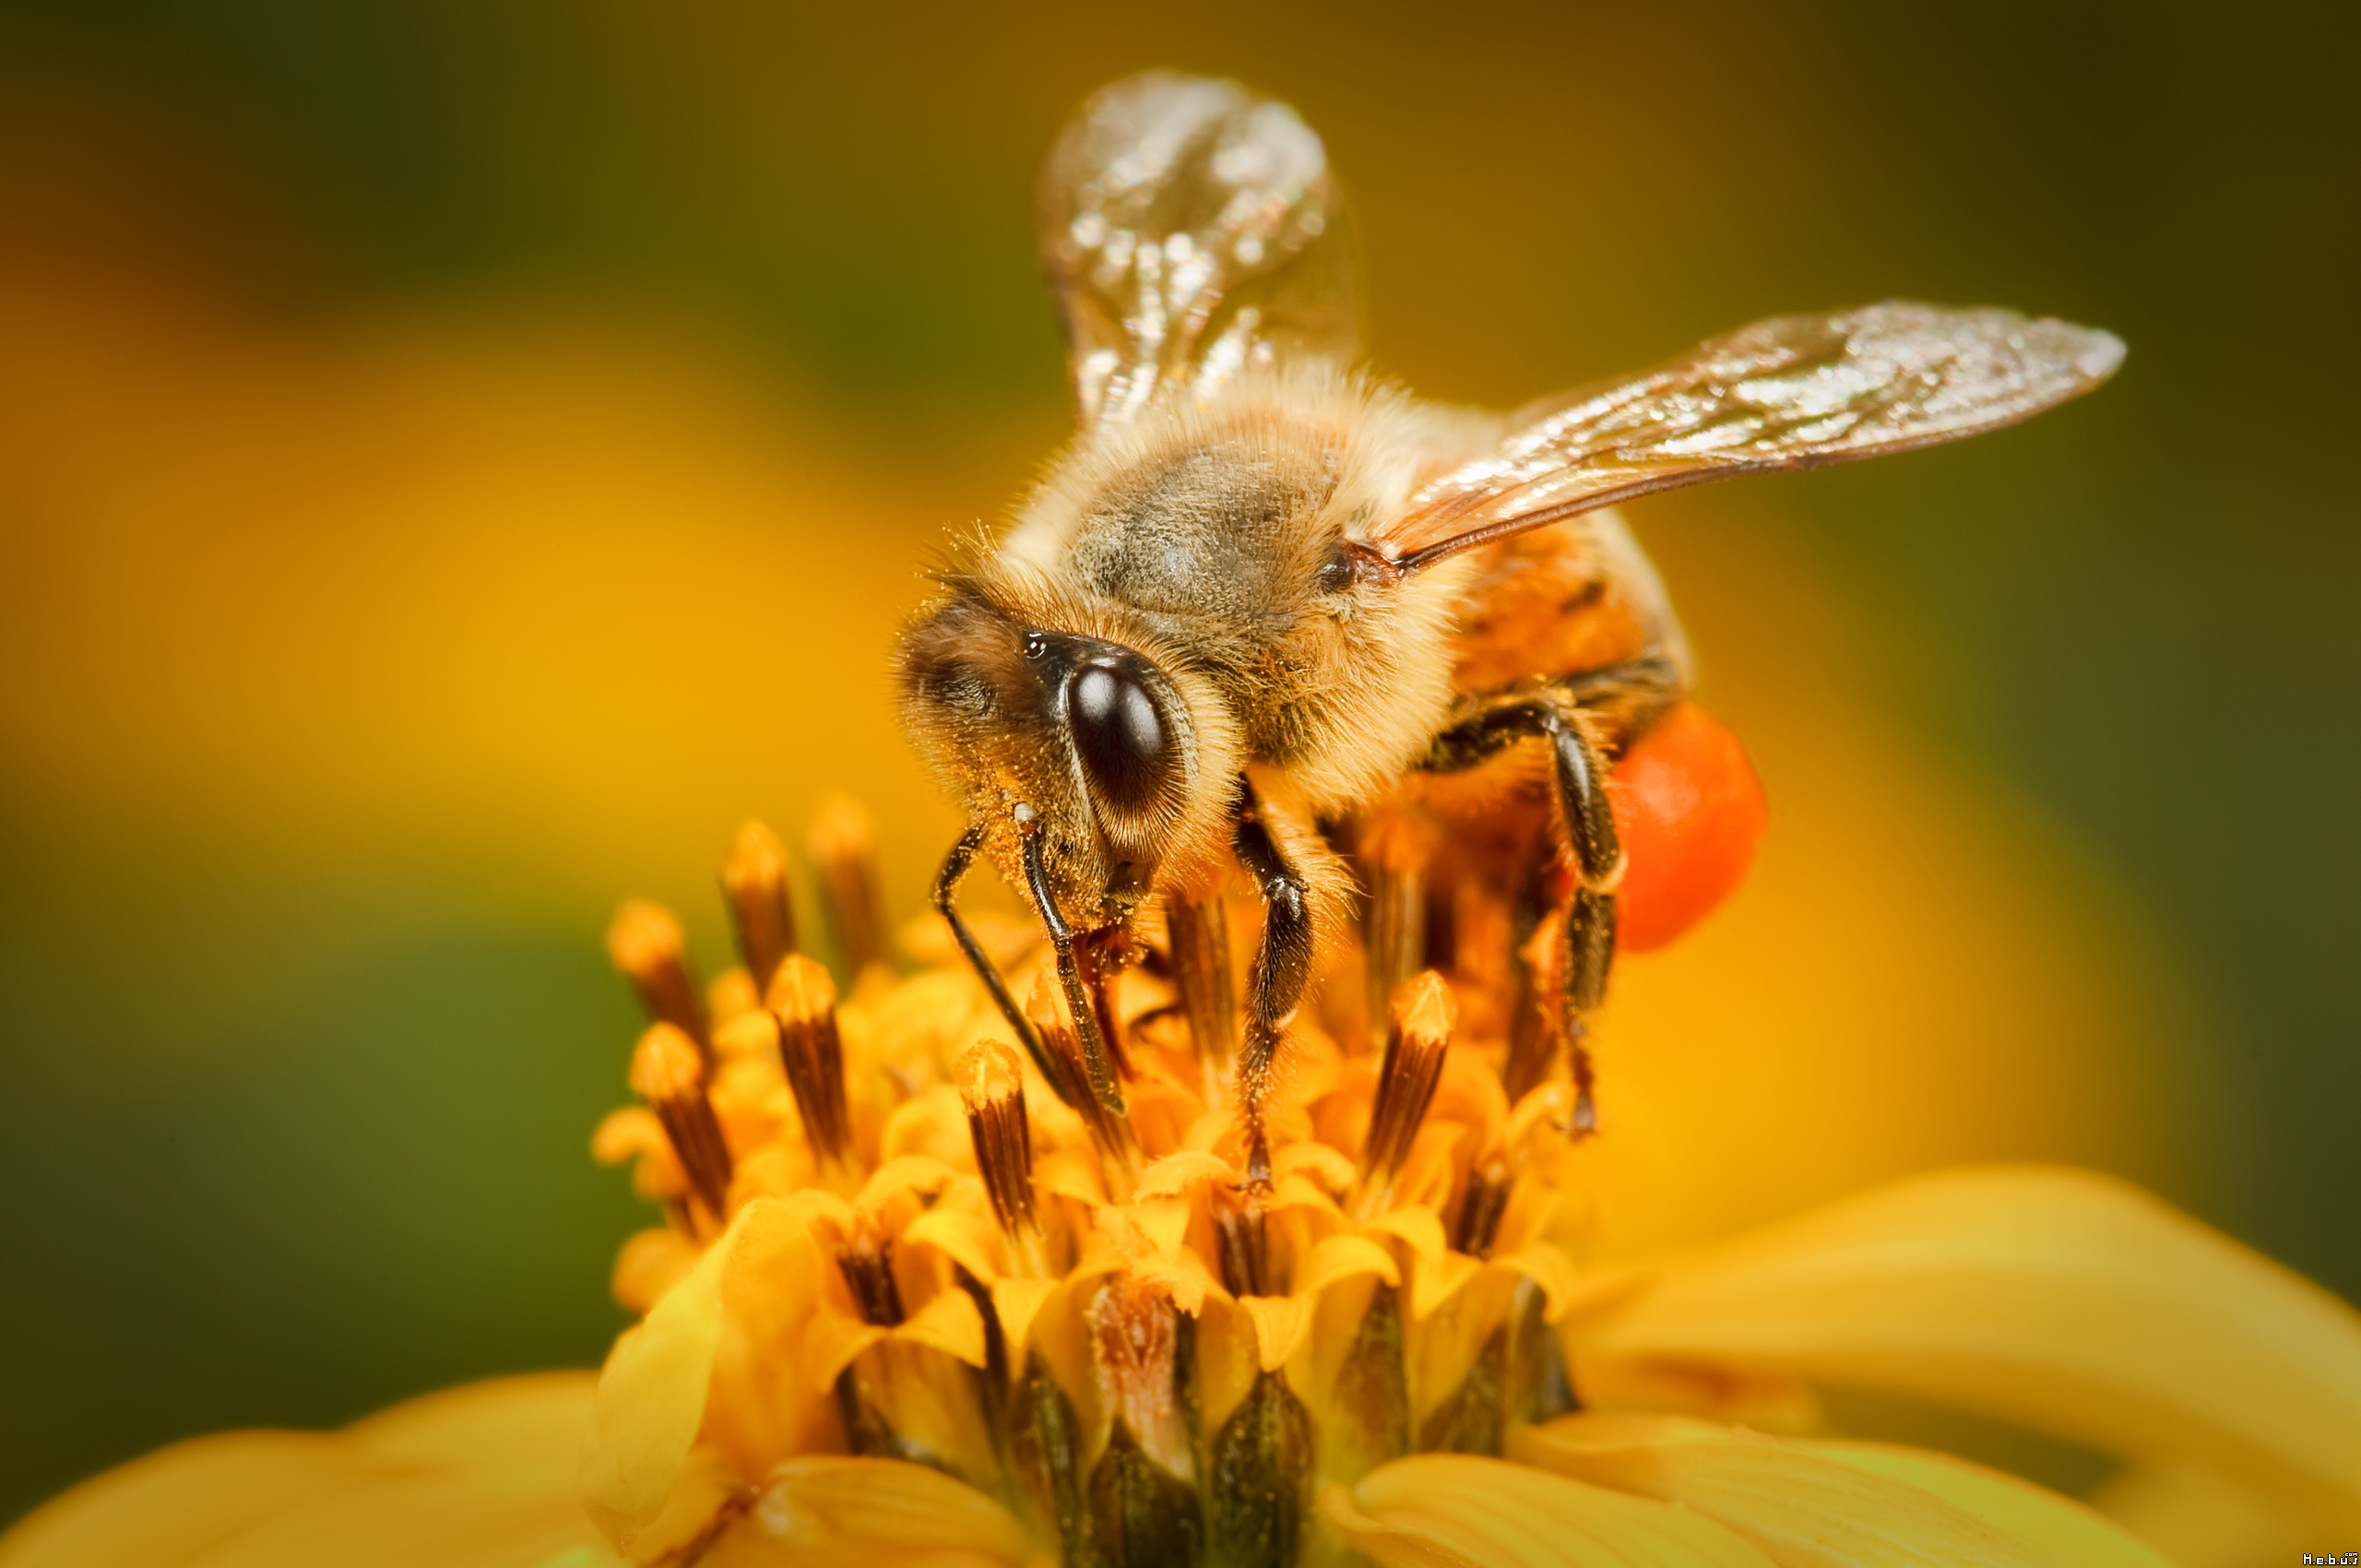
[
  {"x1": 931, "y1": 828, "x2": 1062, "y2": 1091},
  {"x1": 1420, "y1": 657, "x2": 1683, "y2": 1129},
  {"x1": 1231, "y1": 781, "x2": 1314, "y2": 1188}
]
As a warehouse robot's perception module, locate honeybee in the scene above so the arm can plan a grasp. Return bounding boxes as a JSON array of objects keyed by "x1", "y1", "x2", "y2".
[{"x1": 898, "y1": 71, "x2": 2120, "y2": 1173}]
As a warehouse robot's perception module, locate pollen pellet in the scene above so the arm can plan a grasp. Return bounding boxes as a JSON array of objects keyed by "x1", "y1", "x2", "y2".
[{"x1": 1609, "y1": 702, "x2": 1768, "y2": 954}]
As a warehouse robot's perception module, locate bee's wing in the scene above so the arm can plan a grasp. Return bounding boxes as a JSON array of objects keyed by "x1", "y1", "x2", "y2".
[
  {"x1": 1039, "y1": 72, "x2": 1359, "y2": 430},
  {"x1": 1376, "y1": 303, "x2": 2125, "y2": 574}
]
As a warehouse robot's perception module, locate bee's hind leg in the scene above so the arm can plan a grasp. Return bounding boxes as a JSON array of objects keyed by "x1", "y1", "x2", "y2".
[
  {"x1": 1230, "y1": 778, "x2": 1314, "y2": 1190},
  {"x1": 1419, "y1": 656, "x2": 1684, "y2": 1131}
]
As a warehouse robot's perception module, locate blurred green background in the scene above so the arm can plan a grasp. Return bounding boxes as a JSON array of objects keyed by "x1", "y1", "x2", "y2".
[{"x1": 2, "y1": 0, "x2": 2355, "y2": 1528}]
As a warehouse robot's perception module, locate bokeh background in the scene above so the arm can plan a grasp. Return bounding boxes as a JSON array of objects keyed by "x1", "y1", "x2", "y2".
[{"x1": 2, "y1": 0, "x2": 2355, "y2": 1532}]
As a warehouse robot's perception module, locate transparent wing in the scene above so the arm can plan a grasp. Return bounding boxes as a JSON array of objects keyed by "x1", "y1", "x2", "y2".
[
  {"x1": 1378, "y1": 303, "x2": 2125, "y2": 573},
  {"x1": 1038, "y1": 72, "x2": 1359, "y2": 429}
]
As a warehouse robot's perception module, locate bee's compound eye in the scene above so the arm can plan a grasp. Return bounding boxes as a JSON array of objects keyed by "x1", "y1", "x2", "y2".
[{"x1": 1066, "y1": 663, "x2": 1169, "y2": 813}]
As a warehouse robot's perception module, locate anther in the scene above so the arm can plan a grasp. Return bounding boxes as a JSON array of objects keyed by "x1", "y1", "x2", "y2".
[
  {"x1": 720, "y1": 818, "x2": 799, "y2": 997},
  {"x1": 958, "y1": 1039, "x2": 1047, "y2": 1277},
  {"x1": 807, "y1": 793, "x2": 889, "y2": 979},
  {"x1": 836, "y1": 1238, "x2": 905, "y2": 1326},
  {"x1": 1353, "y1": 970, "x2": 1455, "y2": 1221},
  {"x1": 628, "y1": 1022, "x2": 733, "y2": 1228},
  {"x1": 1165, "y1": 892, "x2": 1236, "y2": 1104},
  {"x1": 1026, "y1": 970, "x2": 1138, "y2": 1195},
  {"x1": 607, "y1": 899, "x2": 710, "y2": 1059},
  {"x1": 1453, "y1": 1157, "x2": 1513, "y2": 1257},
  {"x1": 769, "y1": 954, "x2": 858, "y2": 1181}
]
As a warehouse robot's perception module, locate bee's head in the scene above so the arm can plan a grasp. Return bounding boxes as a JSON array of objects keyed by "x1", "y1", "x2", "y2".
[{"x1": 896, "y1": 585, "x2": 1235, "y2": 931}]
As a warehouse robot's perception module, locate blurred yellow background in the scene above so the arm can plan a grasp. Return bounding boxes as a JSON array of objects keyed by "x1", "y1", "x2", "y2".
[{"x1": 1, "y1": 0, "x2": 2352, "y2": 1526}]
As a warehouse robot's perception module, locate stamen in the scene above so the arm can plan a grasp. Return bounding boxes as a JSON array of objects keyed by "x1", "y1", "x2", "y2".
[
  {"x1": 720, "y1": 818, "x2": 799, "y2": 997},
  {"x1": 1213, "y1": 1184, "x2": 1270, "y2": 1297},
  {"x1": 807, "y1": 793, "x2": 889, "y2": 978},
  {"x1": 1353, "y1": 970, "x2": 1454, "y2": 1222},
  {"x1": 958, "y1": 1040, "x2": 1047, "y2": 1277},
  {"x1": 836, "y1": 1237, "x2": 904, "y2": 1326},
  {"x1": 1165, "y1": 891, "x2": 1236, "y2": 1103},
  {"x1": 1453, "y1": 1157, "x2": 1513, "y2": 1257},
  {"x1": 1087, "y1": 1277, "x2": 1196, "y2": 1486},
  {"x1": 769, "y1": 954, "x2": 858, "y2": 1180},
  {"x1": 1358, "y1": 810, "x2": 1432, "y2": 1056},
  {"x1": 607, "y1": 899, "x2": 709, "y2": 1058},
  {"x1": 627, "y1": 1022, "x2": 733, "y2": 1227},
  {"x1": 1026, "y1": 970, "x2": 1139, "y2": 1196}
]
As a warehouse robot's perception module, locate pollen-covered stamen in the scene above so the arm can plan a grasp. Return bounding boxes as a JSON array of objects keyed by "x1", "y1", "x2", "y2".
[
  {"x1": 1353, "y1": 970, "x2": 1455, "y2": 1222},
  {"x1": 721, "y1": 818, "x2": 799, "y2": 997},
  {"x1": 807, "y1": 793, "x2": 889, "y2": 977},
  {"x1": 958, "y1": 1040, "x2": 1047, "y2": 1277},
  {"x1": 627, "y1": 1022, "x2": 733, "y2": 1226},
  {"x1": 1358, "y1": 810, "x2": 1433, "y2": 1056},
  {"x1": 1026, "y1": 970, "x2": 1139, "y2": 1197},
  {"x1": 608, "y1": 898, "x2": 710, "y2": 1059},
  {"x1": 1166, "y1": 890, "x2": 1237, "y2": 1103},
  {"x1": 1086, "y1": 1277, "x2": 1200, "y2": 1560},
  {"x1": 769, "y1": 954, "x2": 858, "y2": 1180}
]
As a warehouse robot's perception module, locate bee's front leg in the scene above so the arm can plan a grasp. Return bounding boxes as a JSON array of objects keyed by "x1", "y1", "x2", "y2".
[
  {"x1": 1230, "y1": 778, "x2": 1314, "y2": 1187},
  {"x1": 1420, "y1": 656, "x2": 1683, "y2": 1132}
]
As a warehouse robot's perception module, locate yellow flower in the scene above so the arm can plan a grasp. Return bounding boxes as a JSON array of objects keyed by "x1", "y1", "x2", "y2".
[{"x1": 6, "y1": 805, "x2": 2357, "y2": 1568}]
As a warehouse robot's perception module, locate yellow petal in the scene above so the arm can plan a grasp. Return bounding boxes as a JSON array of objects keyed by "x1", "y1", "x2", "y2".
[
  {"x1": 582, "y1": 1197, "x2": 844, "y2": 1550},
  {"x1": 854, "y1": 1154, "x2": 955, "y2": 1215},
  {"x1": 1292, "y1": 1232, "x2": 1402, "y2": 1298},
  {"x1": 0, "y1": 1434, "x2": 377, "y2": 1568},
  {"x1": 1272, "y1": 1138, "x2": 1358, "y2": 1194},
  {"x1": 1798, "y1": 1440, "x2": 2173, "y2": 1568},
  {"x1": 901, "y1": 1206, "x2": 1003, "y2": 1286},
  {"x1": 1128, "y1": 1194, "x2": 1193, "y2": 1255},
  {"x1": 1489, "y1": 1243, "x2": 1581, "y2": 1322},
  {"x1": 1134, "y1": 1148, "x2": 1236, "y2": 1198},
  {"x1": 1241, "y1": 1292, "x2": 1316, "y2": 1372},
  {"x1": 878, "y1": 1085, "x2": 972, "y2": 1166},
  {"x1": 582, "y1": 1266, "x2": 727, "y2": 1542},
  {"x1": 892, "y1": 1285, "x2": 989, "y2": 1368},
  {"x1": 991, "y1": 1276, "x2": 1059, "y2": 1358},
  {"x1": 347, "y1": 1371, "x2": 597, "y2": 1467},
  {"x1": 1363, "y1": 1204, "x2": 1450, "y2": 1276},
  {"x1": 1321, "y1": 1454, "x2": 1776, "y2": 1568},
  {"x1": 711, "y1": 1456, "x2": 1038, "y2": 1568},
  {"x1": 1576, "y1": 1166, "x2": 2361, "y2": 1526},
  {"x1": 1513, "y1": 1414, "x2": 2047, "y2": 1566},
  {"x1": 0, "y1": 1376, "x2": 619, "y2": 1568}
]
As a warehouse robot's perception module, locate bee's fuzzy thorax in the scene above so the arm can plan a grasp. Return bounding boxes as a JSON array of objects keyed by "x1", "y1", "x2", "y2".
[{"x1": 994, "y1": 362, "x2": 1490, "y2": 805}]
